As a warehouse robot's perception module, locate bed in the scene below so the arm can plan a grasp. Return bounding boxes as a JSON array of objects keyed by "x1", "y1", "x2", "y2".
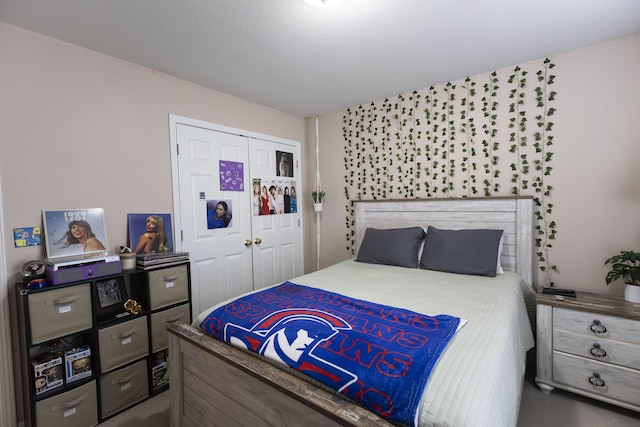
[{"x1": 168, "y1": 197, "x2": 537, "y2": 427}]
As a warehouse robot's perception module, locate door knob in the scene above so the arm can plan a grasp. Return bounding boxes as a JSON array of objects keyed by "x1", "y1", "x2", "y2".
[
  {"x1": 244, "y1": 239, "x2": 252, "y2": 247},
  {"x1": 254, "y1": 237, "x2": 262, "y2": 245}
]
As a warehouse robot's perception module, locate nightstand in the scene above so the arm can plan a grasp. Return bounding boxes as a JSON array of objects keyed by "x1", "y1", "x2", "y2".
[{"x1": 536, "y1": 291, "x2": 640, "y2": 412}]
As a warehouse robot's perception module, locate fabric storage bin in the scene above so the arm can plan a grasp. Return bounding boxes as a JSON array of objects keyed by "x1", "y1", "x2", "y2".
[
  {"x1": 35, "y1": 380, "x2": 97, "y2": 427},
  {"x1": 148, "y1": 265, "x2": 189, "y2": 310},
  {"x1": 99, "y1": 359, "x2": 149, "y2": 418},
  {"x1": 98, "y1": 316, "x2": 148, "y2": 372},
  {"x1": 28, "y1": 283, "x2": 93, "y2": 345},
  {"x1": 150, "y1": 303, "x2": 190, "y2": 352}
]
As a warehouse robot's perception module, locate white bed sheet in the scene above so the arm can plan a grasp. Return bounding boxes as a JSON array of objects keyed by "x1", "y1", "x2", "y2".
[{"x1": 196, "y1": 260, "x2": 536, "y2": 427}]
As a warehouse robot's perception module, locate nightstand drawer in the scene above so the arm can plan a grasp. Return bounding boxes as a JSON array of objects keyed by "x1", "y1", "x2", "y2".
[
  {"x1": 554, "y1": 329, "x2": 640, "y2": 369},
  {"x1": 553, "y1": 352, "x2": 640, "y2": 407},
  {"x1": 554, "y1": 307, "x2": 640, "y2": 344},
  {"x1": 150, "y1": 303, "x2": 190, "y2": 352},
  {"x1": 28, "y1": 283, "x2": 93, "y2": 344},
  {"x1": 35, "y1": 380, "x2": 98, "y2": 427},
  {"x1": 98, "y1": 316, "x2": 149, "y2": 372},
  {"x1": 148, "y1": 265, "x2": 189, "y2": 310},
  {"x1": 99, "y1": 359, "x2": 149, "y2": 418}
]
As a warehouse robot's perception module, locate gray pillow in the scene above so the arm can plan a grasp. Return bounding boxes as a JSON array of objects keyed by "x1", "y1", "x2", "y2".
[
  {"x1": 356, "y1": 227, "x2": 426, "y2": 268},
  {"x1": 419, "y1": 226, "x2": 504, "y2": 277}
]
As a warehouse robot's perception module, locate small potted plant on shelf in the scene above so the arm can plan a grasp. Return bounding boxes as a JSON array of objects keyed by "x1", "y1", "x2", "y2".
[
  {"x1": 312, "y1": 190, "x2": 326, "y2": 212},
  {"x1": 604, "y1": 250, "x2": 640, "y2": 303}
]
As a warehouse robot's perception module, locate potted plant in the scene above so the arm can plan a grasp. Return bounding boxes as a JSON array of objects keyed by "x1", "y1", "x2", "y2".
[
  {"x1": 604, "y1": 250, "x2": 640, "y2": 303},
  {"x1": 312, "y1": 190, "x2": 325, "y2": 212}
]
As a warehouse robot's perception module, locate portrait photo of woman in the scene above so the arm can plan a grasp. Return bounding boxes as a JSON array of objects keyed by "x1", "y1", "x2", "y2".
[
  {"x1": 127, "y1": 213, "x2": 174, "y2": 254},
  {"x1": 207, "y1": 200, "x2": 232, "y2": 229},
  {"x1": 133, "y1": 215, "x2": 171, "y2": 254},
  {"x1": 58, "y1": 220, "x2": 106, "y2": 252},
  {"x1": 276, "y1": 151, "x2": 294, "y2": 177}
]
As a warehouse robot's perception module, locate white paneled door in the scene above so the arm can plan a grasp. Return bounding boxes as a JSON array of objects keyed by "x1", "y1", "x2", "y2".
[
  {"x1": 175, "y1": 123, "x2": 253, "y2": 317},
  {"x1": 171, "y1": 117, "x2": 303, "y2": 318},
  {"x1": 249, "y1": 138, "x2": 303, "y2": 290}
]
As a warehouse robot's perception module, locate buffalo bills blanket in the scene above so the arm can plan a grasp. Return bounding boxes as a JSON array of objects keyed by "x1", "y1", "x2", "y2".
[{"x1": 199, "y1": 282, "x2": 461, "y2": 426}]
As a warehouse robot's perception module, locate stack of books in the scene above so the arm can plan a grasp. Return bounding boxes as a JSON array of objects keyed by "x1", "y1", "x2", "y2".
[{"x1": 136, "y1": 252, "x2": 189, "y2": 270}]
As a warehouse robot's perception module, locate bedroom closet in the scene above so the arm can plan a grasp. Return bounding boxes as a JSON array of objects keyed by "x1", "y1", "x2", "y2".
[{"x1": 169, "y1": 115, "x2": 304, "y2": 318}]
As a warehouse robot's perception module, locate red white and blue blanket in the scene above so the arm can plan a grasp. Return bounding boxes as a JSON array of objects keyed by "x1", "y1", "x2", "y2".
[{"x1": 199, "y1": 282, "x2": 461, "y2": 426}]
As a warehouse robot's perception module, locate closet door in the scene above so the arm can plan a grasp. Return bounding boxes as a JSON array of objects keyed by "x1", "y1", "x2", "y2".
[
  {"x1": 175, "y1": 124, "x2": 254, "y2": 317},
  {"x1": 249, "y1": 138, "x2": 303, "y2": 289},
  {"x1": 172, "y1": 117, "x2": 304, "y2": 318}
]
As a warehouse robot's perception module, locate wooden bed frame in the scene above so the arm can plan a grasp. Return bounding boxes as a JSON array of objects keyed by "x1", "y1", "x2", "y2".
[{"x1": 168, "y1": 196, "x2": 535, "y2": 426}]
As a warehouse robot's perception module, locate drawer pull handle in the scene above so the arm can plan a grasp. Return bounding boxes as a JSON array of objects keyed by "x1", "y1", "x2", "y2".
[
  {"x1": 589, "y1": 320, "x2": 607, "y2": 335},
  {"x1": 50, "y1": 392, "x2": 88, "y2": 412},
  {"x1": 161, "y1": 275, "x2": 179, "y2": 282},
  {"x1": 588, "y1": 372, "x2": 606, "y2": 388},
  {"x1": 113, "y1": 326, "x2": 139, "y2": 339},
  {"x1": 161, "y1": 313, "x2": 185, "y2": 324},
  {"x1": 110, "y1": 369, "x2": 140, "y2": 385},
  {"x1": 589, "y1": 343, "x2": 607, "y2": 358},
  {"x1": 46, "y1": 295, "x2": 82, "y2": 306}
]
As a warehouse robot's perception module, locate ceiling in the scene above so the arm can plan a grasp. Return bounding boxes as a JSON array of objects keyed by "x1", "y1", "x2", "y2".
[{"x1": 2, "y1": 0, "x2": 640, "y2": 118}]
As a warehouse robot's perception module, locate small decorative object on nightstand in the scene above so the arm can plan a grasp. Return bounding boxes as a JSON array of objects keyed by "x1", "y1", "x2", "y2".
[{"x1": 536, "y1": 290, "x2": 640, "y2": 412}]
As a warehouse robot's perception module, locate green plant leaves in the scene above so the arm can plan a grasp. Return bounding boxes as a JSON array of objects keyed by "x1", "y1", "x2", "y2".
[{"x1": 343, "y1": 58, "x2": 557, "y2": 285}]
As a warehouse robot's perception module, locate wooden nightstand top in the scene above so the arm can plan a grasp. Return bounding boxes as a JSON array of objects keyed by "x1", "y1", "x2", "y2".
[{"x1": 536, "y1": 290, "x2": 640, "y2": 321}]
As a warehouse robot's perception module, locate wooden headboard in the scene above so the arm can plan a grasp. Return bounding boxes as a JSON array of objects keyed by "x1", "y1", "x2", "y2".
[{"x1": 354, "y1": 197, "x2": 535, "y2": 286}]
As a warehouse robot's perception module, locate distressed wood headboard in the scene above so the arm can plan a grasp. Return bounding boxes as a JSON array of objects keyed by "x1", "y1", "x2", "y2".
[{"x1": 354, "y1": 197, "x2": 535, "y2": 286}]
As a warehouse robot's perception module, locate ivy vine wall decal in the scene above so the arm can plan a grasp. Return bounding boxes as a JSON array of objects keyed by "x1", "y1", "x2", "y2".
[{"x1": 343, "y1": 58, "x2": 557, "y2": 285}]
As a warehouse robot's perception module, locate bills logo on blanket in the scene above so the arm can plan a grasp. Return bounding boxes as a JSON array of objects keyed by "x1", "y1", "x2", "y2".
[{"x1": 200, "y1": 282, "x2": 461, "y2": 426}]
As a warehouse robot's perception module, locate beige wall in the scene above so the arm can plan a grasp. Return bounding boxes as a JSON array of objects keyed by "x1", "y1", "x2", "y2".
[
  {"x1": 0, "y1": 23, "x2": 306, "y2": 274},
  {"x1": 0, "y1": 23, "x2": 307, "y2": 426}
]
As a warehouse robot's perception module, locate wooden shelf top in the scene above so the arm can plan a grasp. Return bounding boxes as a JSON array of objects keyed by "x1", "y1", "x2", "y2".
[{"x1": 537, "y1": 290, "x2": 640, "y2": 321}]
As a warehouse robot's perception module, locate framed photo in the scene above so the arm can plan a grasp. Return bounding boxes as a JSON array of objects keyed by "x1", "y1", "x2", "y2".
[
  {"x1": 128, "y1": 214, "x2": 173, "y2": 254},
  {"x1": 42, "y1": 208, "x2": 108, "y2": 259},
  {"x1": 96, "y1": 278, "x2": 124, "y2": 309},
  {"x1": 94, "y1": 276, "x2": 128, "y2": 323}
]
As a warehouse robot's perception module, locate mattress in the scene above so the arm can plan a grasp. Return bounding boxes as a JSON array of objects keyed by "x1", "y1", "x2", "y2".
[{"x1": 196, "y1": 260, "x2": 536, "y2": 427}]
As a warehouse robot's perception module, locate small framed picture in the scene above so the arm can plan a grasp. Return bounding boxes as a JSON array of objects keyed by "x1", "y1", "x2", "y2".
[
  {"x1": 94, "y1": 276, "x2": 128, "y2": 323},
  {"x1": 42, "y1": 208, "x2": 108, "y2": 259},
  {"x1": 96, "y1": 278, "x2": 124, "y2": 309}
]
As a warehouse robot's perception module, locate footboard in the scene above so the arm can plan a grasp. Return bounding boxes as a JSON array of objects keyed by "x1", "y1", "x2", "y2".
[{"x1": 167, "y1": 322, "x2": 394, "y2": 427}]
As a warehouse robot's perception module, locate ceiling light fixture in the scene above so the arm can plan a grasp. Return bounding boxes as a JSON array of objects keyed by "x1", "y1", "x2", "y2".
[{"x1": 304, "y1": 0, "x2": 344, "y2": 7}]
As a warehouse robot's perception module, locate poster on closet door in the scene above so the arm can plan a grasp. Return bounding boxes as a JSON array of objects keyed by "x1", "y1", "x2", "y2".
[
  {"x1": 219, "y1": 160, "x2": 244, "y2": 191},
  {"x1": 207, "y1": 199, "x2": 233, "y2": 229},
  {"x1": 276, "y1": 151, "x2": 294, "y2": 177},
  {"x1": 253, "y1": 178, "x2": 297, "y2": 216}
]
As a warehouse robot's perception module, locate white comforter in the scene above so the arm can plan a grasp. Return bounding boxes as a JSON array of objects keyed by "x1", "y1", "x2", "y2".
[{"x1": 196, "y1": 260, "x2": 536, "y2": 427}]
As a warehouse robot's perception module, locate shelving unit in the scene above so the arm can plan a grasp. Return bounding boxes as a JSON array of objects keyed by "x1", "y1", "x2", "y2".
[{"x1": 15, "y1": 261, "x2": 191, "y2": 426}]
